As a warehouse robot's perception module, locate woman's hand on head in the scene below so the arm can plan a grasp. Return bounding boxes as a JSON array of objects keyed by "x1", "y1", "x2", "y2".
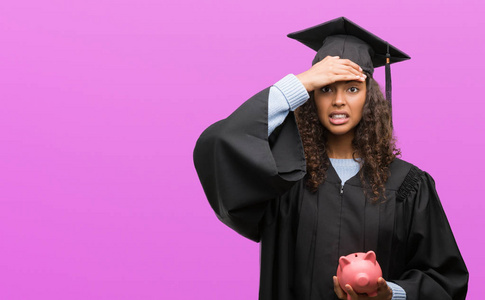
[
  {"x1": 333, "y1": 276, "x2": 393, "y2": 300},
  {"x1": 296, "y1": 56, "x2": 366, "y2": 92}
]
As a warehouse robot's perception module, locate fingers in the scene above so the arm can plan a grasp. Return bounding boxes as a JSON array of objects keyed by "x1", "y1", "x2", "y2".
[
  {"x1": 323, "y1": 55, "x2": 341, "y2": 61},
  {"x1": 331, "y1": 74, "x2": 366, "y2": 83},
  {"x1": 340, "y1": 58, "x2": 363, "y2": 73},
  {"x1": 333, "y1": 276, "x2": 347, "y2": 299},
  {"x1": 326, "y1": 61, "x2": 365, "y2": 82},
  {"x1": 322, "y1": 56, "x2": 362, "y2": 73},
  {"x1": 333, "y1": 63, "x2": 366, "y2": 80},
  {"x1": 322, "y1": 55, "x2": 362, "y2": 75},
  {"x1": 377, "y1": 277, "x2": 388, "y2": 290},
  {"x1": 329, "y1": 64, "x2": 365, "y2": 80},
  {"x1": 303, "y1": 56, "x2": 366, "y2": 92},
  {"x1": 344, "y1": 284, "x2": 360, "y2": 300},
  {"x1": 376, "y1": 277, "x2": 393, "y2": 299},
  {"x1": 330, "y1": 63, "x2": 362, "y2": 78},
  {"x1": 333, "y1": 277, "x2": 391, "y2": 300}
]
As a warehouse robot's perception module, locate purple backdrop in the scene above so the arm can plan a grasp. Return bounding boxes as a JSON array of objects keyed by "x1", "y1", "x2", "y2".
[{"x1": 0, "y1": 0, "x2": 482, "y2": 299}]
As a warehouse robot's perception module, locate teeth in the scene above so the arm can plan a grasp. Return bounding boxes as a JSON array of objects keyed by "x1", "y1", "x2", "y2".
[{"x1": 331, "y1": 114, "x2": 348, "y2": 119}]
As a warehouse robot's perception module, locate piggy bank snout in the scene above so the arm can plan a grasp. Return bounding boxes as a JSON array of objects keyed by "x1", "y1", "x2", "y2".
[{"x1": 356, "y1": 273, "x2": 369, "y2": 287}]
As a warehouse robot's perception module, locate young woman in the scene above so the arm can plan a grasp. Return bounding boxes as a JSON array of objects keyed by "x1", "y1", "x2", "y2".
[{"x1": 193, "y1": 17, "x2": 468, "y2": 300}]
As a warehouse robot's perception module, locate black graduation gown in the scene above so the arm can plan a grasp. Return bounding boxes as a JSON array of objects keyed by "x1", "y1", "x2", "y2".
[{"x1": 193, "y1": 86, "x2": 468, "y2": 300}]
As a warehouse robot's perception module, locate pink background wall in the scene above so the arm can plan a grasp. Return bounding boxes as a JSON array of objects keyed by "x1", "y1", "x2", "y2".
[{"x1": 0, "y1": 0, "x2": 483, "y2": 299}]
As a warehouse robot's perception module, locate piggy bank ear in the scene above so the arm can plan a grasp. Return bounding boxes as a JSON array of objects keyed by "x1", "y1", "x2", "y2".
[
  {"x1": 364, "y1": 251, "x2": 377, "y2": 264},
  {"x1": 339, "y1": 256, "x2": 351, "y2": 270}
]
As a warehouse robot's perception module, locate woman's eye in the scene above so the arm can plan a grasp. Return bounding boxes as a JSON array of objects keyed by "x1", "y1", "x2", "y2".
[
  {"x1": 321, "y1": 86, "x2": 331, "y2": 93},
  {"x1": 348, "y1": 87, "x2": 359, "y2": 93}
]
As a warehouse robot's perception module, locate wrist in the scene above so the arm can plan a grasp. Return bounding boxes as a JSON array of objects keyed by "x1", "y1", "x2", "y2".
[{"x1": 295, "y1": 73, "x2": 313, "y2": 92}]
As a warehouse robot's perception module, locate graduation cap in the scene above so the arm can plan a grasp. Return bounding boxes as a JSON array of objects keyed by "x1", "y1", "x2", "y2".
[{"x1": 287, "y1": 16, "x2": 410, "y2": 114}]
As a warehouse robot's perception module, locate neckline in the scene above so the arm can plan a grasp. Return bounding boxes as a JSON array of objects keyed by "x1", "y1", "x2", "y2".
[
  {"x1": 328, "y1": 157, "x2": 362, "y2": 161},
  {"x1": 329, "y1": 158, "x2": 362, "y2": 167},
  {"x1": 326, "y1": 160, "x2": 363, "y2": 187}
]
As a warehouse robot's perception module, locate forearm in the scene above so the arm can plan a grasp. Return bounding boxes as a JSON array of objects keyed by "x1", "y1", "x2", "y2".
[{"x1": 268, "y1": 74, "x2": 309, "y2": 136}]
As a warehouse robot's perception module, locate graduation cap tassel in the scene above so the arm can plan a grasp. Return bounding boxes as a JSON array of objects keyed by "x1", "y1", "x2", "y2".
[{"x1": 385, "y1": 42, "x2": 393, "y2": 127}]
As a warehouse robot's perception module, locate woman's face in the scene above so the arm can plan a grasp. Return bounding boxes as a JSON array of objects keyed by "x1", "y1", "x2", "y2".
[{"x1": 314, "y1": 80, "x2": 367, "y2": 137}]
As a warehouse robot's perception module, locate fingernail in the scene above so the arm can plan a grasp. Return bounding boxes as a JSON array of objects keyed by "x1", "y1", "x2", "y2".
[{"x1": 359, "y1": 67, "x2": 362, "y2": 71}]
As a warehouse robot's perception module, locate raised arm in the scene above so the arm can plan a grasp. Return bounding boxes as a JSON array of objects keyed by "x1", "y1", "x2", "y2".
[
  {"x1": 193, "y1": 57, "x2": 366, "y2": 241},
  {"x1": 193, "y1": 83, "x2": 307, "y2": 242}
]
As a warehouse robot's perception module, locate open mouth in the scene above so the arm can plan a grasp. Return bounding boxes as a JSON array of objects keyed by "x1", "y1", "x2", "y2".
[{"x1": 329, "y1": 112, "x2": 349, "y2": 125}]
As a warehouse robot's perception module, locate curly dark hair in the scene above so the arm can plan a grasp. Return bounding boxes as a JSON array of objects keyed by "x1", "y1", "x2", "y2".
[{"x1": 294, "y1": 74, "x2": 401, "y2": 202}]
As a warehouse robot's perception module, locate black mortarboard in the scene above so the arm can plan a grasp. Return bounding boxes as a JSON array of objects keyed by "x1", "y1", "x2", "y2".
[{"x1": 287, "y1": 17, "x2": 410, "y2": 114}]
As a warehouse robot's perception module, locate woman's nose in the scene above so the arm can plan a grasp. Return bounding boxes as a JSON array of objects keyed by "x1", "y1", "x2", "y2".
[{"x1": 332, "y1": 90, "x2": 346, "y2": 106}]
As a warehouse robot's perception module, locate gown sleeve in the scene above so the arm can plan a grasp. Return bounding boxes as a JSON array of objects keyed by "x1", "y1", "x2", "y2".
[
  {"x1": 193, "y1": 86, "x2": 307, "y2": 242},
  {"x1": 393, "y1": 170, "x2": 469, "y2": 300}
]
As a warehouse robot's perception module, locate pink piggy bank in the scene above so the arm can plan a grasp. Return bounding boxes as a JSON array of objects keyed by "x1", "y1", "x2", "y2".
[{"x1": 336, "y1": 251, "x2": 382, "y2": 300}]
